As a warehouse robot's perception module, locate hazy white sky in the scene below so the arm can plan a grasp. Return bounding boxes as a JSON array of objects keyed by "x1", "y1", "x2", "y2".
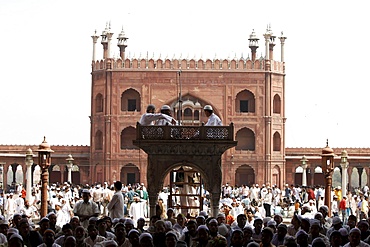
[{"x1": 0, "y1": 0, "x2": 369, "y2": 148}]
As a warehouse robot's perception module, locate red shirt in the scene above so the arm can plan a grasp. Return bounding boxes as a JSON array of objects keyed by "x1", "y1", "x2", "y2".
[
  {"x1": 308, "y1": 189, "x2": 315, "y2": 200},
  {"x1": 339, "y1": 198, "x2": 346, "y2": 210},
  {"x1": 21, "y1": 189, "x2": 26, "y2": 199}
]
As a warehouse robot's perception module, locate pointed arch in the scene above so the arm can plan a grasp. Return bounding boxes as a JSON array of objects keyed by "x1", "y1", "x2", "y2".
[
  {"x1": 121, "y1": 88, "x2": 141, "y2": 112},
  {"x1": 272, "y1": 165, "x2": 280, "y2": 187},
  {"x1": 235, "y1": 128, "x2": 255, "y2": 151},
  {"x1": 120, "y1": 126, "x2": 138, "y2": 149},
  {"x1": 165, "y1": 93, "x2": 222, "y2": 126},
  {"x1": 273, "y1": 94, "x2": 281, "y2": 114},
  {"x1": 120, "y1": 163, "x2": 140, "y2": 185},
  {"x1": 235, "y1": 164, "x2": 255, "y2": 186},
  {"x1": 235, "y1": 90, "x2": 255, "y2": 113},
  {"x1": 95, "y1": 93, "x2": 103, "y2": 113},
  {"x1": 95, "y1": 130, "x2": 103, "y2": 150},
  {"x1": 273, "y1": 132, "x2": 281, "y2": 151}
]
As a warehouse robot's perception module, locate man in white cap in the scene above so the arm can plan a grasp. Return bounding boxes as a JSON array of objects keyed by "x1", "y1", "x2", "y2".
[
  {"x1": 203, "y1": 105, "x2": 222, "y2": 126},
  {"x1": 73, "y1": 189, "x2": 100, "y2": 228},
  {"x1": 139, "y1": 104, "x2": 176, "y2": 126},
  {"x1": 4, "y1": 193, "x2": 16, "y2": 221},
  {"x1": 156, "y1": 105, "x2": 177, "y2": 126}
]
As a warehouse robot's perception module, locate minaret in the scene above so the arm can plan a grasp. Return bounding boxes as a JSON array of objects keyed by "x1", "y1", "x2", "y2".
[
  {"x1": 279, "y1": 32, "x2": 287, "y2": 62},
  {"x1": 248, "y1": 29, "x2": 259, "y2": 61},
  {"x1": 117, "y1": 27, "x2": 129, "y2": 60},
  {"x1": 91, "y1": 30, "x2": 100, "y2": 61},
  {"x1": 101, "y1": 23, "x2": 109, "y2": 59}
]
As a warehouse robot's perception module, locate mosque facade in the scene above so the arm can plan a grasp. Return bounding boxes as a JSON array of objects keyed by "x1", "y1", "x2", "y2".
[{"x1": 0, "y1": 26, "x2": 369, "y2": 191}]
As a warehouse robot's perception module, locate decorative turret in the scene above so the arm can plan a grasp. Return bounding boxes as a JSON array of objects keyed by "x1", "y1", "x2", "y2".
[
  {"x1": 248, "y1": 29, "x2": 259, "y2": 61},
  {"x1": 117, "y1": 27, "x2": 128, "y2": 61},
  {"x1": 101, "y1": 23, "x2": 109, "y2": 59},
  {"x1": 91, "y1": 30, "x2": 100, "y2": 61},
  {"x1": 266, "y1": 24, "x2": 276, "y2": 60},
  {"x1": 106, "y1": 23, "x2": 114, "y2": 59},
  {"x1": 263, "y1": 25, "x2": 272, "y2": 70}
]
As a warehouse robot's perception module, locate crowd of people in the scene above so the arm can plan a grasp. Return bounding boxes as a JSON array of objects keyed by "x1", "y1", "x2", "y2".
[
  {"x1": 0, "y1": 180, "x2": 370, "y2": 247},
  {"x1": 1, "y1": 106, "x2": 370, "y2": 246}
]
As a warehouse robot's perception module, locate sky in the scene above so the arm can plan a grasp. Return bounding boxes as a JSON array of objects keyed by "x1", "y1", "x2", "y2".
[{"x1": 0, "y1": 0, "x2": 369, "y2": 148}]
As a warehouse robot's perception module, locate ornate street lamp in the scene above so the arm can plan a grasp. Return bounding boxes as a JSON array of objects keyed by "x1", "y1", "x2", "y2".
[
  {"x1": 36, "y1": 137, "x2": 54, "y2": 217},
  {"x1": 66, "y1": 154, "x2": 74, "y2": 184},
  {"x1": 321, "y1": 140, "x2": 335, "y2": 217}
]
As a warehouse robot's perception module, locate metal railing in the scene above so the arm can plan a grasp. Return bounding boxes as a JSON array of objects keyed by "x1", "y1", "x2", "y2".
[{"x1": 136, "y1": 123, "x2": 234, "y2": 141}]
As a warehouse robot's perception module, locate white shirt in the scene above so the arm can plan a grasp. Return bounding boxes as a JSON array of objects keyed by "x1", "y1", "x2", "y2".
[
  {"x1": 139, "y1": 113, "x2": 173, "y2": 125},
  {"x1": 107, "y1": 191, "x2": 125, "y2": 219},
  {"x1": 205, "y1": 113, "x2": 222, "y2": 126}
]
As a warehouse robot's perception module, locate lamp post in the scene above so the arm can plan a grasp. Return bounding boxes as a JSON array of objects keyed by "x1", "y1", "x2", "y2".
[
  {"x1": 340, "y1": 150, "x2": 349, "y2": 197},
  {"x1": 36, "y1": 137, "x2": 54, "y2": 218},
  {"x1": 25, "y1": 148, "x2": 33, "y2": 202},
  {"x1": 321, "y1": 140, "x2": 335, "y2": 217},
  {"x1": 66, "y1": 154, "x2": 74, "y2": 184},
  {"x1": 301, "y1": 155, "x2": 308, "y2": 187}
]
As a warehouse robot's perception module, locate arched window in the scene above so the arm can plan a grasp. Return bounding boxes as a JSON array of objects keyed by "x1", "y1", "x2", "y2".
[
  {"x1": 121, "y1": 127, "x2": 138, "y2": 149},
  {"x1": 295, "y1": 166, "x2": 303, "y2": 173},
  {"x1": 52, "y1": 165, "x2": 61, "y2": 172},
  {"x1": 235, "y1": 90, "x2": 255, "y2": 113},
  {"x1": 95, "y1": 130, "x2": 103, "y2": 150},
  {"x1": 95, "y1": 93, "x2": 103, "y2": 113},
  {"x1": 273, "y1": 132, "x2": 281, "y2": 151},
  {"x1": 121, "y1": 89, "x2": 141, "y2": 112},
  {"x1": 273, "y1": 94, "x2": 281, "y2": 114},
  {"x1": 184, "y1": 108, "x2": 192, "y2": 120},
  {"x1": 235, "y1": 128, "x2": 255, "y2": 151},
  {"x1": 194, "y1": 110, "x2": 199, "y2": 120},
  {"x1": 314, "y1": 166, "x2": 323, "y2": 173}
]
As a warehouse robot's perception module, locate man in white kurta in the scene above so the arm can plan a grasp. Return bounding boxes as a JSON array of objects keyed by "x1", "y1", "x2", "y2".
[
  {"x1": 4, "y1": 193, "x2": 16, "y2": 221},
  {"x1": 139, "y1": 104, "x2": 175, "y2": 126},
  {"x1": 129, "y1": 197, "x2": 144, "y2": 228},
  {"x1": 107, "y1": 181, "x2": 125, "y2": 219},
  {"x1": 204, "y1": 105, "x2": 222, "y2": 126},
  {"x1": 73, "y1": 189, "x2": 100, "y2": 228}
]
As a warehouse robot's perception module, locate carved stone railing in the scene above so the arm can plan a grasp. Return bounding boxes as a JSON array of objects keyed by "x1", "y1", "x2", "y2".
[{"x1": 136, "y1": 123, "x2": 234, "y2": 141}]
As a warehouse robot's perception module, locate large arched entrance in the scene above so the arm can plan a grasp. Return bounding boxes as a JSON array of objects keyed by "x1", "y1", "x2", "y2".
[
  {"x1": 120, "y1": 164, "x2": 140, "y2": 185},
  {"x1": 313, "y1": 166, "x2": 325, "y2": 186},
  {"x1": 235, "y1": 165, "x2": 255, "y2": 186},
  {"x1": 294, "y1": 166, "x2": 303, "y2": 185},
  {"x1": 7, "y1": 164, "x2": 23, "y2": 190},
  {"x1": 49, "y1": 165, "x2": 61, "y2": 184}
]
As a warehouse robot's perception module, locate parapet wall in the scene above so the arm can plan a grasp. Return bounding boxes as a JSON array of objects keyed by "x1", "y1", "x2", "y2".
[{"x1": 92, "y1": 58, "x2": 285, "y2": 73}]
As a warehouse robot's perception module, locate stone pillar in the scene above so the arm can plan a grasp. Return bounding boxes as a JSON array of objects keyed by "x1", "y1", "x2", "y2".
[
  {"x1": 358, "y1": 167, "x2": 363, "y2": 188},
  {"x1": 211, "y1": 192, "x2": 221, "y2": 217},
  {"x1": 348, "y1": 166, "x2": 353, "y2": 190},
  {"x1": 301, "y1": 156, "x2": 308, "y2": 187},
  {"x1": 11, "y1": 164, "x2": 17, "y2": 185},
  {"x1": 66, "y1": 164, "x2": 72, "y2": 184},
  {"x1": 302, "y1": 164, "x2": 308, "y2": 187},
  {"x1": 340, "y1": 150, "x2": 349, "y2": 197},
  {"x1": 3, "y1": 165, "x2": 8, "y2": 189},
  {"x1": 25, "y1": 149, "x2": 34, "y2": 202}
]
